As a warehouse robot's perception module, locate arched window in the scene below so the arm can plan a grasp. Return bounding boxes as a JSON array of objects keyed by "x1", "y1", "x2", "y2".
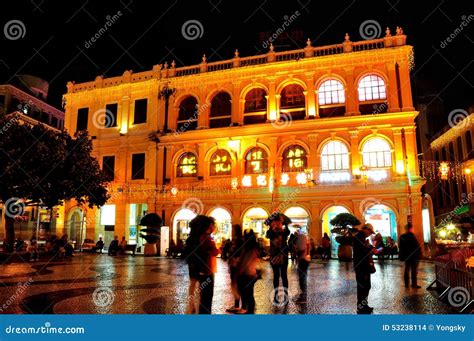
[
  {"x1": 177, "y1": 96, "x2": 198, "y2": 132},
  {"x1": 280, "y1": 84, "x2": 305, "y2": 121},
  {"x1": 358, "y1": 75, "x2": 387, "y2": 102},
  {"x1": 282, "y1": 145, "x2": 307, "y2": 172},
  {"x1": 210, "y1": 92, "x2": 231, "y2": 128},
  {"x1": 321, "y1": 140, "x2": 349, "y2": 171},
  {"x1": 244, "y1": 88, "x2": 267, "y2": 125},
  {"x1": 361, "y1": 137, "x2": 392, "y2": 168},
  {"x1": 210, "y1": 149, "x2": 232, "y2": 176},
  {"x1": 318, "y1": 79, "x2": 345, "y2": 105},
  {"x1": 245, "y1": 147, "x2": 268, "y2": 174},
  {"x1": 177, "y1": 152, "x2": 198, "y2": 177}
]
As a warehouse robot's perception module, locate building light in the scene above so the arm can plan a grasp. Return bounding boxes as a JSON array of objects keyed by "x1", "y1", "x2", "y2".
[
  {"x1": 396, "y1": 160, "x2": 405, "y2": 175},
  {"x1": 120, "y1": 122, "x2": 128, "y2": 135},
  {"x1": 256, "y1": 174, "x2": 267, "y2": 186},
  {"x1": 439, "y1": 162, "x2": 449, "y2": 180},
  {"x1": 439, "y1": 229, "x2": 447, "y2": 238},
  {"x1": 170, "y1": 187, "x2": 178, "y2": 196},
  {"x1": 464, "y1": 167, "x2": 472, "y2": 175},
  {"x1": 296, "y1": 172, "x2": 308, "y2": 185},
  {"x1": 367, "y1": 169, "x2": 388, "y2": 181},
  {"x1": 446, "y1": 223, "x2": 455, "y2": 230},
  {"x1": 268, "y1": 167, "x2": 274, "y2": 193},
  {"x1": 231, "y1": 177, "x2": 238, "y2": 190},
  {"x1": 227, "y1": 139, "x2": 240, "y2": 153},
  {"x1": 242, "y1": 175, "x2": 252, "y2": 187},
  {"x1": 269, "y1": 110, "x2": 277, "y2": 121},
  {"x1": 308, "y1": 107, "x2": 316, "y2": 118},
  {"x1": 280, "y1": 173, "x2": 289, "y2": 185},
  {"x1": 320, "y1": 171, "x2": 351, "y2": 183}
]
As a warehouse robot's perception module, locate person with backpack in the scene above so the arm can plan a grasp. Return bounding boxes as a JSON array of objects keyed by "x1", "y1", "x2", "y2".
[{"x1": 236, "y1": 229, "x2": 261, "y2": 314}]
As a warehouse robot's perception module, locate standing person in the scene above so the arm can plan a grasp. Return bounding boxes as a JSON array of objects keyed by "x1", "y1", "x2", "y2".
[
  {"x1": 265, "y1": 213, "x2": 290, "y2": 304},
  {"x1": 226, "y1": 224, "x2": 244, "y2": 313},
  {"x1": 288, "y1": 232, "x2": 298, "y2": 264},
  {"x1": 184, "y1": 217, "x2": 203, "y2": 314},
  {"x1": 321, "y1": 232, "x2": 331, "y2": 260},
  {"x1": 119, "y1": 236, "x2": 127, "y2": 254},
  {"x1": 353, "y1": 224, "x2": 375, "y2": 314},
  {"x1": 236, "y1": 229, "x2": 261, "y2": 314},
  {"x1": 108, "y1": 236, "x2": 119, "y2": 256},
  {"x1": 95, "y1": 237, "x2": 104, "y2": 254},
  {"x1": 399, "y1": 223, "x2": 422, "y2": 289},
  {"x1": 294, "y1": 225, "x2": 310, "y2": 304},
  {"x1": 196, "y1": 216, "x2": 219, "y2": 314}
]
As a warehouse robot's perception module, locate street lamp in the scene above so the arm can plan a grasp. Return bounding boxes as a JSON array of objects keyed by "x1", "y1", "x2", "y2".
[{"x1": 158, "y1": 84, "x2": 176, "y2": 134}]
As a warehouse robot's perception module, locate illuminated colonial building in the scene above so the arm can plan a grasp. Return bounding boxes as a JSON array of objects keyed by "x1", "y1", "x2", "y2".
[{"x1": 63, "y1": 28, "x2": 424, "y2": 254}]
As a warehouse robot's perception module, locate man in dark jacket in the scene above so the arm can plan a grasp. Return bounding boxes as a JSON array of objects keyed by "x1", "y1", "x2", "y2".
[
  {"x1": 399, "y1": 223, "x2": 422, "y2": 288},
  {"x1": 353, "y1": 224, "x2": 375, "y2": 314}
]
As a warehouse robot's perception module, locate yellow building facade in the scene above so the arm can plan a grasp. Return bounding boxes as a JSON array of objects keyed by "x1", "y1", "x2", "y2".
[{"x1": 62, "y1": 29, "x2": 424, "y2": 252}]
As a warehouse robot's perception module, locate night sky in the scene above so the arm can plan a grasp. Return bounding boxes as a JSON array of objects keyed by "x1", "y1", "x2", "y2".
[{"x1": 1, "y1": 0, "x2": 472, "y2": 118}]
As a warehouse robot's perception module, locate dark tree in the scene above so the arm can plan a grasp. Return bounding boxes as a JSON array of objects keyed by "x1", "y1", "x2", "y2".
[{"x1": 0, "y1": 115, "x2": 109, "y2": 251}]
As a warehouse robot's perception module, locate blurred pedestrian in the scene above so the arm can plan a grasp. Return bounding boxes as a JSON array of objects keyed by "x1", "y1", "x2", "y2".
[
  {"x1": 27, "y1": 238, "x2": 38, "y2": 262},
  {"x1": 399, "y1": 223, "x2": 422, "y2": 288},
  {"x1": 294, "y1": 225, "x2": 310, "y2": 304},
  {"x1": 236, "y1": 229, "x2": 261, "y2": 314},
  {"x1": 226, "y1": 224, "x2": 243, "y2": 313},
  {"x1": 353, "y1": 224, "x2": 375, "y2": 314},
  {"x1": 108, "y1": 236, "x2": 119, "y2": 256},
  {"x1": 265, "y1": 213, "x2": 290, "y2": 304},
  {"x1": 95, "y1": 237, "x2": 104, "y2": 254},
  {"x1": 321, "y1": 232, "x2": 331, "y2": 260}
]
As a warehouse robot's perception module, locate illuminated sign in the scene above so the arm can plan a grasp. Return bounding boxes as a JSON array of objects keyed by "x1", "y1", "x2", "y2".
[
  {"x1": 319, "y1": 171, "x2": 351, "y2": 183},
  {"x1": 242, "y1": 175, "x2": 252, "y2": 187},
  {"x1": 211, "y1": 150, "x2": 231, "y2": 175},
  {"x1": 280, "y1": 173, "x2": 289, "y2": 185},
  {"x1": 296, "y1": 172, "x2": 308, "y2": 184},
  {"x1": 256, "y1": 174, "x2": 267, "y2": 186},
  {"x1": 178, "y1": 153, "x2": 197, "y2": 177}
]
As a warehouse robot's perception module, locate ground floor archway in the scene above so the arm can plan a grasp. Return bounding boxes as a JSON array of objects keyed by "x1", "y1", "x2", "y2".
[
  {"x1": 283, "y1": 206, "x2": 310, "y2": 234},
  {"x1": 242, "y1": 206, "x2": 268, "y2": 239},
  {"x1": 66, "y1": 207, "x2": 85, "y2": 249},
  {"x1": 321, "y1": 205, "x2": 351, "y2": 258},
  {"x1": 208, "y1": 207, "x2": 232, "y2": 246},
  {"x1": 364, "y1": 204, "x2": 398, "y2": 240},
  {"x1": 172, "y1": 208, "x2": 197, "y2": 244}
]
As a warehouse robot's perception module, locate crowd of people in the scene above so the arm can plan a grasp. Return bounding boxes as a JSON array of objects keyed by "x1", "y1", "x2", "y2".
[{"x1": 184, "y1": 213, "x2": 422, "y2": 315}]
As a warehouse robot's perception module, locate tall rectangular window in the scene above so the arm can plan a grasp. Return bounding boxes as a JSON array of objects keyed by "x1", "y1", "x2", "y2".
[
  {"x1": 76, "y1": 107, "x2": 89, "y2": 132},
  {"x1": 102, "y1": 156, "x2": 115, "y2": 181},
  {"x1": 131, "y1": 153, "x2": 145, "y2": 180},
  {"x1": 134, "y1": 98, "x2": 148, "y2": 124},
  {"x1": 105, "y1": 103, "x2": 118, "y2": 128}
]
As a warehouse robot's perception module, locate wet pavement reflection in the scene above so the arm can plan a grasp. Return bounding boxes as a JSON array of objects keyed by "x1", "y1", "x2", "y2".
[{"x1": 0, "y1": 254, "x2": 454, "y2": 314}]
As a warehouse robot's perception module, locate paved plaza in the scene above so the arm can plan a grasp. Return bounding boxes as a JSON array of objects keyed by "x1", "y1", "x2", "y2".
[{"x1": 0, "y1": 254, "x2": 454, "y2": 314}]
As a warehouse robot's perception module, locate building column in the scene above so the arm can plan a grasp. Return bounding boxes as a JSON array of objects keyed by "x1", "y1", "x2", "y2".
[
  {"x1": 305, "y1": 74, "x2": 316, "y2": 118},
  {"x1": 310, "y1": 201, "x2": 321, "y2": 244},
  {"x1": 398, "y1": 60, "x2": 415, "y2": 111},
  {"x1": 231, "y1": 82, "x2": 241, "y2": 125},
  {"x1": 267, "y1": 79, "x2": 277, "y2": 121},
  {"x1": 397, "y1": 197, "x2": 409, "y2": 239},
  {"x1": 308, "y1": 134, "x2": 318, "y2": 174},
  {"x1": 404, "y1": 128, "x2": 418, "y2": 176},
  {"x1": 352, "y1": 199, "x2": 365, "y2": 225},
  {"x1": 344, "y1": 67, "x2": 359, "y2": 115},
  {"x1": 386, "y1": 63, "x2": 401, "y2": 112},
  {"x1": 393, "y1": 128, "x2": 405, "y2": 176},
  {"x1": 349, "y1": 130, "x2": 360, "y2": 174}
]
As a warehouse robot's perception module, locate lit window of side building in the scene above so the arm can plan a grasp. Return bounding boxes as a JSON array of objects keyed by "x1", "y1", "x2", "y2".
[{"x1": 61, "y1": 29, "x2": 425, "y2": 254}]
